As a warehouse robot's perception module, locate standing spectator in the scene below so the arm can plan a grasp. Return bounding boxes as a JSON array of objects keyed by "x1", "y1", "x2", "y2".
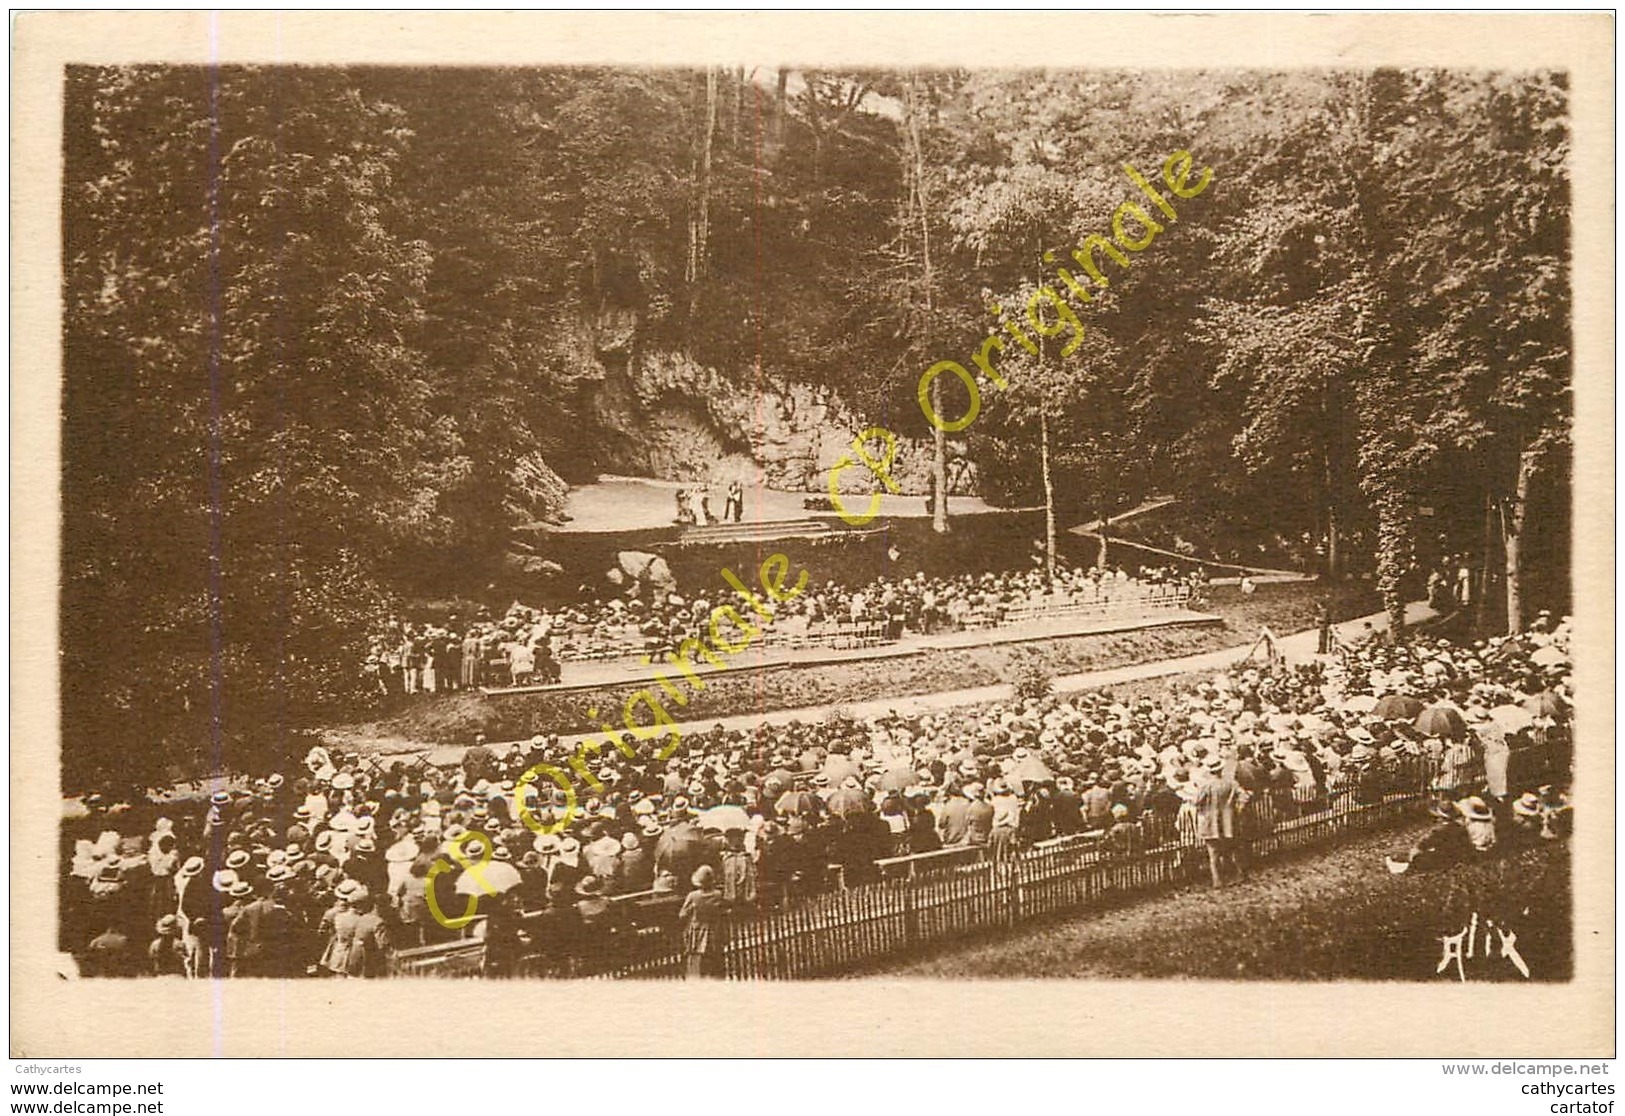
[
  {"x1": 583, "y1": 823, "x2": 621, "y2": 883},
  {"x1": 148, "y1": 915, "x2": 188, "y2": 977},
  {"x1": 988, "y1": 780, "x2": 1022, "y2": 858},
  {"x1": 615, "y1": 831, "x2": 655, "y2": 894},
  {"x1": 964, "y1": 783, "x2": 994, "y2": 847},
  {"x1": 1019, "y1": 784, "x2": 1055, "y2": 844},
  {"x1": 173, "y1": 856, "x2": 209, "y2": 977},
  {"x1": 1470, "y1": 707, "x2": 1511, "y2": 799},
  {"x1": 573, "y1": 877, "x2": 624, "y2": 968},
  {"x1": 509, "y1": 641, "x2": 536, "y2": 687},
  {"x1": 536, "y1": 640, "x2": 560, "y2": 684},
  {"x1": 548, "y1": 836, "x2": 586, "y2": 895},
  {"x1": 1081, "y1": 774, "x2": 1113, "y2": 831},
  {"x1": 226, "y1": 882, "x2": 270, "y2": 977},
  {"x1": 1427, "y1": 566, "x2": 1450, "y2": 610},
  {"x1": 442, "y1": 633, "x2": 462, "y2": 694},
  {"x1": 1195, "y1": 756, "x2": 1243, "y2": 887},
  {"x1": 719, "y1": 828, "x2": 757, "y2": 907},
  {"x1": 725, "y1": 480, "x2": 744, "y2": 523},
  {"x1": 480, "y1": 892, "x2": 525, "y2": 979},
  {"x1": 1051, "y1": 777, "x2": 1083, "y2": 836},
  {"x1": 421, "y1": 639, "x2": 438, "y2": 694},
  {"x1": 460, "y1": 630, "x2": 482, "y2": 690},
  {"x1": 937, "y1": 785, "x2": 971, "y2": 847},
  {"x1": 1234, "y1": 745, "x2": 1266, "y2": 795},
  {"x1": 679, "y1": 865, "x2": 727, "y2": 979},
  {"x1": 1104, "y1": 804, "x2": 1142, "y2": 858},
  {"x1": 397, "y1": 859, "x2": 435, "y2": 948},
  {"x1": 399, "y1": 632, "x2": 420, "y2": 695},
  {"x1": 379, "y1": 639, "x2": 402, "y2": 700},
  {"x1": 528, "y1": 881, "x2": 583, "y2": 978},
  {"x1": 320, "y1": 883, "x2": 392, "y2": 979}
]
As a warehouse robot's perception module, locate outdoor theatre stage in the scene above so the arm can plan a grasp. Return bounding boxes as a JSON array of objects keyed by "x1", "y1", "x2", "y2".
[
  {"x1": 552, "y1": 475, "x2": 1018, "y2": 539},
  {"x1": 496, "y1": 476, "x2": 1218, "y2": 699}
]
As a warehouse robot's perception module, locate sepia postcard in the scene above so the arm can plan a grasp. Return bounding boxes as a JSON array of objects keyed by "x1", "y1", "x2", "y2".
[{"x1": 11, "y1": 11, "x2": 1614, "y2": 1058}]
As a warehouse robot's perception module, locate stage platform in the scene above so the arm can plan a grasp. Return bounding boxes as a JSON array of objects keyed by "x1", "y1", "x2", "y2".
[
  {"x1": 552, "y1": 474, "x2": 1023, "y2": 536},
  {"x1": 479, "y1": 606, "x2": 1222, "y2": 698}
]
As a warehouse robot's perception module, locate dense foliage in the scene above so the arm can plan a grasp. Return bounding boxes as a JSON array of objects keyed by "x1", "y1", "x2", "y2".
[{"x1": 61, "y1": 66, "x2": 1570, "y2": 789}]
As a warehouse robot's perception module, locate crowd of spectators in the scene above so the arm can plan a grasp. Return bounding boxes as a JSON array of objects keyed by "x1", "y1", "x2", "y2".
[
  {"x1": 362, "y1": 562, "x2": 1206, "y2": 695},
  {"x1": 65, "y1": 610, "x2": 1571, "y2": 979}
]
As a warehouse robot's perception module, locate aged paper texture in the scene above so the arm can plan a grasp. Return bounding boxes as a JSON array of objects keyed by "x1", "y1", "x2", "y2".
[{"x1": 12, "y1": 11, "x2": 1614, "y2": 1057}]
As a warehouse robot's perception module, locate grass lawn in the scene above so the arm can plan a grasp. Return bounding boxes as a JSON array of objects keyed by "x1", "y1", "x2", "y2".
[
  {"x1": 326, "y1": 579, "x2": 1378, "y2": 752},
  {"x1": 861, "y1": 822, "x2": 1572, "y2": 982}
]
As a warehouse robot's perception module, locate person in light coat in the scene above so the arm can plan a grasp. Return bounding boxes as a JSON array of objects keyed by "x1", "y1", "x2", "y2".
[
  {"x1": 679, "y1": 865, "x2": 727, "y2": 979},
  {"x1": 319, "y1": 884, "x2": 392, "y2": 978},
  {"x1": 1194, "y1": 755, "x2": 1244, "y2": 887}
]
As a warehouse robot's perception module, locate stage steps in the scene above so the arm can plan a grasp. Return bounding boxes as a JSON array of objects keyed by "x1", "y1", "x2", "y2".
[{"x1": 669, "y1": 517, "x2": 837, "y2": 546}]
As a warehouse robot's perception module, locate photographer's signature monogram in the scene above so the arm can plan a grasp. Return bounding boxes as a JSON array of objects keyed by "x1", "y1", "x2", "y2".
[{"x1": 1437, "y1": 911, "x2": 1531, "y2": 981}]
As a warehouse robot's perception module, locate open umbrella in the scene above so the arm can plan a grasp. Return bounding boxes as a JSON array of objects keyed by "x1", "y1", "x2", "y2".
[
  {"x1": 1013, "y1": 755, "x2": 1055, "y2": 785},
  {"x1": 774, "y1": 789, "x2": 819, "y2": 816},
  {"x1": 1339, "y1": 694, "x2": 1379, "y2": 714},
  {"x1": 1373, "y1": 694, "x2": 1425, "y2": 721},
  {"x1": 1530, "y1": 645, "x2": 1568, "y2": 668},
  {"x1": 878, "y1": 766, "x2": 918, "y2": 793},
  {"x1": 821, "y1": 755, "x2": 860, "y2": 784},
  {"x1": 1521, "y1": 690, "x2": 1567, "y2": 719},
  {"x1": 1488, "y1": 704, "x2": 1535, "y2": 732},
  {"x1": 1414, "y1": 705, "x2": 1467, "y2": 740},
  {"x1": 455, "y1": 859, "x2": 522, "y2": 896},
  {"x1": 697, "y1": 804, "x2": 750, "y2": 831},
  {"x1": 825, "y1": 786, "x2": 872, "y2": 817},
  {"x1": 762, "y1": 768, "x2": 797, "y2": 796}
]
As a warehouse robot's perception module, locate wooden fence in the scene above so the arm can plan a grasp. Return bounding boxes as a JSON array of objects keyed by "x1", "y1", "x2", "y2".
[{"x1": 394, "y1": 747, "x2": 1553, "y2": 980}]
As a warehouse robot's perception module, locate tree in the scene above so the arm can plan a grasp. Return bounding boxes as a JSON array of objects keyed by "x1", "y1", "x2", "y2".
[
  {"x1": 63, "y1": 65, "x2": 439, "y2": 782},
  {"x1": 1379, "y1": 71, "x2": 1571, "y2": 633}
]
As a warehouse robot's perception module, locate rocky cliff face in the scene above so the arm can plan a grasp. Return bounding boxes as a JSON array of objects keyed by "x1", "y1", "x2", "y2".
[{"x1": 574, "y1": 313, "x2": 972, "y2": 494}]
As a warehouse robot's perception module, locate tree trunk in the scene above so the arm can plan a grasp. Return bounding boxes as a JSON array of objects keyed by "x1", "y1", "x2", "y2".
[
  {"x1": 1373, "y1": 490, "x2": 1411, "y2": 642},
  {"x1": 1326, "y1": 505, "x2": 1342, "y2": 581},
  {"x1": 1504, "y1": 447, "x2": 1538, "y2": 635},
  {"x1": 773, "y1": 67, "x2": 789, "y2": 149},
  {"x1": 1041, "y1": 407, "x2": 1056, "y2": 585},
  {"x1": 700, "y1": 67, "x2": 717, "y2": 261},
  {"x1": 931, "y1": 381, "x2": 949, "y2": 532},
  {"x1": 1475, "y1": 488, "x2": 1495, "y2": 635},
  {"x1": 904, "y1": 75, "x2": 947, "y2": 535},
  {"x1": 687, "y1": 67, "x2": 717, "y2": 314},
  {"x1": 1321, "y1": 373, "x2": 1338, "y2": 581}
]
